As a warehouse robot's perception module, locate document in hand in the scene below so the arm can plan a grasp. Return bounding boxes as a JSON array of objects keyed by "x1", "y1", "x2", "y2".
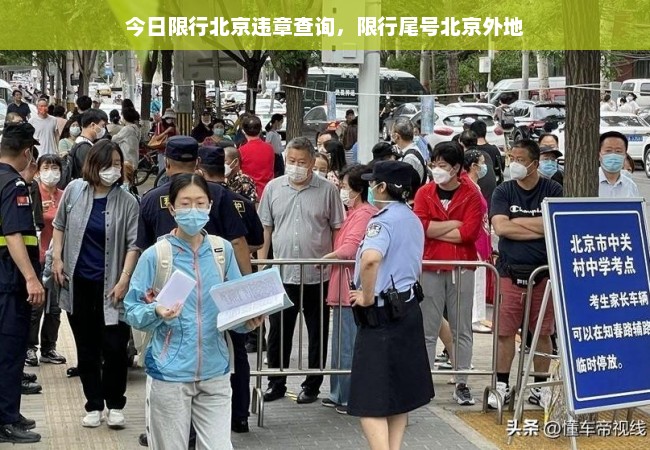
[
  {"x1": 210, "y1": 268, "x2": 293, "y2": 332},
  {"x1": 156, "y1": 270, "x2": 196, "y2": 308}
]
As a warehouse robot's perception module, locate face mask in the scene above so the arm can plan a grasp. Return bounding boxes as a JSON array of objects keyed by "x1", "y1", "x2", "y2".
[
  {"x1": 601, "y1": 153, "x2": 624, "y2": 173},
  {"x1": 70, "y1": 126, "x2": 81, "y2": 137},
  {"x1": 477, "y1": 163, "x2": 488, "y2": 179},
  {"x1": 509, "y1": 161, "x2": 533, "y2": 181},
  {"x1": 224, "y1": 163, "x2": 233, "y2": 177},
  {"x1": 174, "y1": 207, "x2": 210, "y2": 236},
  {"x1": 627, "y1": 96, "x2": 634, "y2": 102},
  {"x1": 95, "y1": 125, "x2": 106, "y2": 140},
  {"x1": 539, "y1": 160, "x2": 558, "y2": 177},
  {"x1": 340, "y1": 188, "x2": 359, "y2": 208},
  {"x1": 313, "y1": 169, "x2": 327, "y2": 178},
  {"x1": 202, "y1": 119, "x2": 211, "y2": 126},
  {"x1": 214, "y1": 127, "x2": 225, "y2": 137},
  {"x1": 40, "y1": 169, "x2": 61, "y2": 186},
  {"x1": 431, "y1": 167, "x2": 453, "y2": 185},
  {"x1": 369, "y1": 183, "x2": 397, "y2": 207},
  {"x1": 99, "y1": 167, "x2": 121, "y2": 186},
  {"x1": 285, "y1": 164, "x2": 309, "y2": 183}
]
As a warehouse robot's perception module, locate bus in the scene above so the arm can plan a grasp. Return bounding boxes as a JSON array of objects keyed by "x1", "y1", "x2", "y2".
[{"x1": 303, "y1": 66, "x2": 426, "y2": 111}]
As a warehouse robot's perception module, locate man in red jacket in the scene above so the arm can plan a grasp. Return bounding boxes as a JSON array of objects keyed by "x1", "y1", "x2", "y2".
[
  {"x1": 239, "y1": 115, "x2": 275, "y2": 198},
  {"x1": 413, "y1": 141, "x2": 483, "y2": 406}
]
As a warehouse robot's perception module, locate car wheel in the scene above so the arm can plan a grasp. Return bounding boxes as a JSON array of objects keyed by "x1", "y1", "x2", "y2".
[
  {"x1": 644, "y1": 148, "x2": 650, "y2": 178},
  {"x1": 382, "y1": 125, "x2": 389, "y2": 141}
]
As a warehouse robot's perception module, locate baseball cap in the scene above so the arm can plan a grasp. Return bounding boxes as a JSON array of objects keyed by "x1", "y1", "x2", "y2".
[
  {"x1": 539, "y1": 146, "x2": 562, "y2": 158},
  {"x1": 1, "y1": 122, "x2": 40, "y2": 149},
  {"x1": 462, "y1": 117, "x2": 476, "y2": 126},
  {"x1": 361, "y1": 161, "x2": 413, "y2": 187},
  {"x1": 198, "y1": 146, "x2": 225, "y2": 168},
  {"x1": 165, "y1": 136, "x2": 198, "y2": 162}
]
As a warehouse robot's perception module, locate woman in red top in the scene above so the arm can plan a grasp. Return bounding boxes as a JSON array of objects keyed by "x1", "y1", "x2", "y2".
[
  {"x1": 321, "y1": 165, "x2": 377, "y2": 414},
  {"x1": 27, "y1": 155, "x2": 67, "y2": 365}
]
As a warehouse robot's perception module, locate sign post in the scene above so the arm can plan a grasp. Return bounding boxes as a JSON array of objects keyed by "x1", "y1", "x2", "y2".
[{"x1": 543, "y1": 198, "x2": 650, "y2": 414}]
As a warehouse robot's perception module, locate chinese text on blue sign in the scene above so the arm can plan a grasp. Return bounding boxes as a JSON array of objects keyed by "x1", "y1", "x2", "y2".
[{"x1": 543, "y1": 198, "x2": 650, "y2": 414}]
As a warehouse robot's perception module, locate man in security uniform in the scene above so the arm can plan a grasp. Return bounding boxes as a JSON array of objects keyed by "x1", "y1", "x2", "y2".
[
  {"x1": 136, "y1": 136, "x2": 253, "y2": 446},
  {"x1": 0, "y1": 123, "x2": 45, "y2": 444}
]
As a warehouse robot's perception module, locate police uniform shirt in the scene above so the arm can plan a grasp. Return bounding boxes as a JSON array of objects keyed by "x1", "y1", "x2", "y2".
[
  {"x1": 136, "y1": 178, "x2": 247, "y2": 249},
  {"x1": 354, "y1": 202, "x2": 424, "y2": 301},
  {"x1": 0, "y1": 163, "x2": 40, "y2": 286},
  {"x1": 214, "y1": 181, "x2": 264, "y2": 248}
]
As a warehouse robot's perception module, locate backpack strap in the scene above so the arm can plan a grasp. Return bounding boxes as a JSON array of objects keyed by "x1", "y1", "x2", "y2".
[
  {"x1": 206, "y1": 234, "x2": 227, "y2": 282},
  {"x1": 152, "y1": 238, "x2": 173, "y2": 292}
]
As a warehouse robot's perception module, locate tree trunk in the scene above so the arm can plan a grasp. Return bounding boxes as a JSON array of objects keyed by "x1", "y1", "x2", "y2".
[
  {"x1": 140, "y1": 50, "x2": 159, "y2": 122},
  {"x1": 536, "y1": 52, "x2": 550, "y2": 101},
  {"x1": 75, "y1": 50, "x2": 98, "y2": 97},
  {"x1": 420, "y1": 50, "x2": 431, "y2": 94},
  {"x1": 269, "y1": 51, "x2": 309, "y2": 142},
  {"x1": 520, "y1": 50, "x2": 530, "y2": 100},
  {"x1": 430, "y1": 51, "x2": 437, "y2": 93},
  {"x1": 446, "y1": 51, "x2": 459, "y2": 96},
  {"x1": 161, "y1": 50, "x2": 173, "y2": 112},
  {"x1": 564, "y1": 51, "x2": 600, "y2": 197},
  {"x1": 284, "y1": 85, "x2": 303, "y2": 142},
  {"x1": 245, "y1": 63, "x2": 263, "y2": 113},
  {"x1": 194, "y1": 81, "x2": 206, "y2": 119}
]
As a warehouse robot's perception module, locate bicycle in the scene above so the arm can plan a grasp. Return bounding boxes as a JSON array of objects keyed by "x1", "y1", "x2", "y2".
[{"x1": 134, "y1": 145, "x2": 160, "y2": 186}]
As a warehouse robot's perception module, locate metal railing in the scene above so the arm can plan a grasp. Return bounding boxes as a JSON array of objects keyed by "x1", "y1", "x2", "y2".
[{"x1": 248, "y1": 258, "x2": 503, "y2": 427}]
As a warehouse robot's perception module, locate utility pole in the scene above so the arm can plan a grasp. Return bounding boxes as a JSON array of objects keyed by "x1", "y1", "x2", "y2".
[{"x1": 520, "y1": 50, "x2": 530, "y2": 100}]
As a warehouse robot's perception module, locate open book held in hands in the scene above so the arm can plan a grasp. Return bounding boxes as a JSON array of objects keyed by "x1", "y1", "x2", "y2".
[{"x1": 210, "y1": 268, "x2": 293, "y2": 332}]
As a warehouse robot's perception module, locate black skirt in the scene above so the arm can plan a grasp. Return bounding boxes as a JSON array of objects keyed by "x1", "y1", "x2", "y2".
[{"x1": 347, "y1": 301, "x2": 434, "y2": 417}]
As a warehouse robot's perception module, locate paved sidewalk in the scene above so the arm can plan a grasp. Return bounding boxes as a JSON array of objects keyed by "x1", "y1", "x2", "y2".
[{"x1": 6, "y1": 313, "x2": 503, "y2": 450}]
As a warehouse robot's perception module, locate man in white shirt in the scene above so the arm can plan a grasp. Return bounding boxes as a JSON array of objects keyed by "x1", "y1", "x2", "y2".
[
  {"x1": 598, "y1": 131, "x2": 640, "y2": 198},
  {"x1": 28, "y1": 99, "x2": 58, "y2": 155}
]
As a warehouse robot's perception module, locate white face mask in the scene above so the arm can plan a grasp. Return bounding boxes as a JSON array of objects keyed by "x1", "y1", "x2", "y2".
[
  {"x1": 99, "y1": 167, "x2": 121, "y2": 186},
  {"x1": 70, "y1": 126, "x2": 81, "y2": 137},
  {"x1": 285, "y1": 164, "x2": 309, "y2": 183},
  {"x1": 95, "y1": 125, "x2": 106, "y2": 140},
  {"x1": 431, "y1": 167, "x2": 453, "y2": 185},
  {"x1": 510, "y1": 162, "x2": 533, "y2": 181},
  {"x1": 340, "y1": 189, "x2": 359, "y2": 208},
  {"x1": 224, "y1": 163, "x2": 233, "y2": 177},
  {"x1": 40, "y1": 169, "x2": 61, "y2": 186}
]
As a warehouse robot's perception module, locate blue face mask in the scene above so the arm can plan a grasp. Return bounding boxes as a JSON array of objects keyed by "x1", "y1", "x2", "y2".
[
  {"x1": 601, "y1": 153, "x2": 624, "y2": 173},
  {"x1": 539, "y1": 160, "x2": 558, "y2": 177},
  {"x1": 477, "y1": 163, "x2": 488, "y2": 179},
  {"x1": 174, "y1": 207, "x2": 210, "y2": 236}
]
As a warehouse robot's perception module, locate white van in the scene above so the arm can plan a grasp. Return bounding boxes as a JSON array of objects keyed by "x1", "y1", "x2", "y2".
[
  {"x1": 488, "y1": 76, "x2": 566, "y2": 105},
  {"x1": 619, "y1": 79, "x2": 650, "y2": 107}
]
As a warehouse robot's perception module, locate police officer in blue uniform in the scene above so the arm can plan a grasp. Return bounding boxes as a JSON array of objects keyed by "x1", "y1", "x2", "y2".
[
  {"x1": 136, "y1": 136, "x2": 253, "y2": 445},
  {"x1": 348, "y1": 161, "x2": 433, "y2": 450},
  {"x1": 0, "y1": 123, "x2": 45, "y2": 444}
]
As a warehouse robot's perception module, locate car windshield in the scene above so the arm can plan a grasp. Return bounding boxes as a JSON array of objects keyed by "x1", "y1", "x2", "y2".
[
  {"x1": 532, "y1": 106, "x2": 566, "y2": 120},
  {"x1": 443, "y1": 114, "x2": 495, "y2": 127},
  {"x1": 601, "y1": 116, "x2": 648, "y2": 127}
]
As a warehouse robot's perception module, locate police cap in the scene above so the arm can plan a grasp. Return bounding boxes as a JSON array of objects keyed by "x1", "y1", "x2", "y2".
[
  {"x1": 198, "y1": 146, "x2": 225, "y2": 168},
  {"x1": 361, "y1": 160, "x2": 412, "y2": 188},
  {"x1": 165, "y1": 136, "x2": 198, "y2": 162},
  {"x1": 1, "y1": 122, "x2": 40, "y2": 149}
]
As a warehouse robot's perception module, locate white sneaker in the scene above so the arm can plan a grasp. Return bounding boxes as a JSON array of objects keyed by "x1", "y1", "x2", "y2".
[
  {"x1": 487, "y1": 382, "x2": 511, "y2": 409},
  {"x1": 106, "y1": 409, "x2": 125, "y2": 429},
  {"x1": 82, "y1": 410, "x2": 102, "y2": 428}
]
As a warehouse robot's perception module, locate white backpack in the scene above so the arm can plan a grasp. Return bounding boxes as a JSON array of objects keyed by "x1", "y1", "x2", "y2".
[{"x1": 131, "y1": 235, "x2": 235, "y2": 371}]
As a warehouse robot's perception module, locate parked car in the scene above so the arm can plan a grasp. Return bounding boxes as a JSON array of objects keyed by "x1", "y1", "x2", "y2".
[
  {"x1": 510, "y1": 102, "x2": 566, "y2": 143},
  {"x1": 619, "y1": 79, "x2": 650, "y2": 107},
  {"x1": 412, "y1": 106, "x2": 506, "y2": 150},
  {"x1": 0, "y1": 101, "x2": 7, "y2": 135},
  {"x1": 381, "y1": 102, "x2": 420, "y2": 140},
  {"x1": 302, "y1": 104, "x2": 358, "y2": 144},
  {"x1": 446, "y1": 102, "x2": 496, "y2": 116}
]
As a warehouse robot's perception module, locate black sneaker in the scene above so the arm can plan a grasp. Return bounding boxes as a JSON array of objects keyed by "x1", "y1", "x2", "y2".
[
  {"x1": 321, "y1": 398, "x2": 338, "y2": 408},
  {"x1": 18, "y1": 414, "x2": 36, "y2": 431},
  {"x1": 0, "y1": 423, "x2": 41, "y2": 443},
  {"x1": 67, "y1": 367, "x2": 79, "y2": 378},
  {"x1": 40, "y1": 349, "x2": 66, "y2": 364},
  {"x1": 453, "y1": 383, "x2": 476, "y2": 406},
  {"x1": 138, "y1": 433, "x2": 148, "y2": 447},
  {"x1": 25, "y1": 348, "x2": 38, "y2": 367},
  {"x1": 22, "y1": 372, "x2": 37, "y2": 383},
  {"x1": 231, "y1": 418, "x2": 249, "y2": 433},
  {"x1": 21, "y1": 380, "x2": 42, "y2": 395}
]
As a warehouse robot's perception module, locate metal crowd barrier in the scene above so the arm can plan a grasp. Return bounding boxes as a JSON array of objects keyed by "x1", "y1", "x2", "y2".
[{"x1": 248, "y1": 258, "x2": 503, "y2": 427}]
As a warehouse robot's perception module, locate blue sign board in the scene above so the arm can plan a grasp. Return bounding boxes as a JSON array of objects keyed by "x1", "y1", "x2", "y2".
[{"x1": 543, "y1": 198, "x2": 650, "y2": 414}]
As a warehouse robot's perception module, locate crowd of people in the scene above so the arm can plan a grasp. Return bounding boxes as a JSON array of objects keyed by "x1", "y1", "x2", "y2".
[{"x1": 0, "y1": 90, "x2": 643, "y2": 449}]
